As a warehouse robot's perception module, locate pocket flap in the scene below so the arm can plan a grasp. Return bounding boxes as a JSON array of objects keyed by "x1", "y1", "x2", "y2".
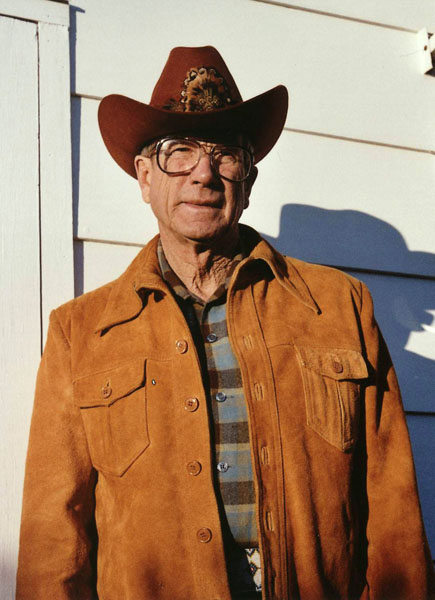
[
  {"x1": 73, "y1": 358, "x2": 146, "y2": 408},
  {"x1": 296, "y1": 346, "x2": 368, "y2": 381}
]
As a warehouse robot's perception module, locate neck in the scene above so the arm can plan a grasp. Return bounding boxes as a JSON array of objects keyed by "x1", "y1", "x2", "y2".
[{"x1": 160, "y1": 230, "x2": 240, "y2": 302}]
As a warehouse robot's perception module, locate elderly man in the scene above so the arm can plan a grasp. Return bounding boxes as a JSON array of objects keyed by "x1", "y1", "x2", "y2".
[{"x1": 17, "y1": 46, "x2": 433, "y2": 600}]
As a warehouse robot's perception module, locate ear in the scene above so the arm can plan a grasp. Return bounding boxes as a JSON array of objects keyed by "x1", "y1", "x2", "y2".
[
  {"x1": 134, "y1": 155, "x2": 153, "y2": 204},
  {"x1": 242, "y1": 166, "x2": 258, "y2": 209}
]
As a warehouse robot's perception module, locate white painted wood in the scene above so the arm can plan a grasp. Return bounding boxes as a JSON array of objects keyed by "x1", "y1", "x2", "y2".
[
  {"x1": 248, "y1": 131, "x2": 435, "y2": 277},
  {"x1": 407, "y1": 309, "x2": 435, "y2": 360},
  {"x1": 0, "y1": 16, "x2": 40, "y2": 600},
  {"x1": 38, "y1": 20, "x2": 74, "y2": 340},
  {"x1": 74, "y1": 97, "x2": 435, "y2": 277},
  {"x1": 254, "y1": 0, "x2": 435, "y2": 33},
  {"x1": 348, "y1": 271, "x2": 435, "y2": 414},
  {"x1": 72, "y1": 96, "x2": 158, "y2": 246},
  {"x1": 0, "y1": 0, "x2": 69, "y2": 26},
  {"x1": 417, "y1": 28, "x2": 435, "y2": 73},
  {"x1": 71, "y1": 0, "x2": 435, "y2": 151},
  {"x1": 74, "y1": 239, "x2": 141, "y2": 295}
]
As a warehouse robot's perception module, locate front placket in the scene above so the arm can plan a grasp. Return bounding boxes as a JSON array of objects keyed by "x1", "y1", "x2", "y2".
[{"x1": 227, "y1": 279, "x2": 289, "y2": 600}]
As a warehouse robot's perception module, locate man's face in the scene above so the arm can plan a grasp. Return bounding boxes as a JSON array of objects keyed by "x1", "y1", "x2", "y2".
[{"x1": 134, "y1": 134, "x2": 257, "y2": 247}]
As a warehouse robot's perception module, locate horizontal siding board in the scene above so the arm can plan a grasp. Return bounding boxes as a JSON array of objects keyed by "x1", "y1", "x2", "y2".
[
  {"x1": 249, "y1": 133, "x2": 435, "y2": 277},
  {"x1": 74, "y1": 239, "x2": 140, "y2": 296},
  {"x1": 407, "y1": 415, "x2": 435, "y2": 557},
  {"x1": 346, "y1": 271, "x2": 435, "y2": 414},
  {"x1": 254, "y1": 0, "x2": 435, "y2": 33},
  {"x1": 0, "y1": 0, "x2": 69, "y2": 25},
  {"x1": 72, "y1": 0, "x2": 435, "y2": 150},
  {"x1": 72, "y1": 96, "x2": 158, "y2": 244},
  {"x1": 74, "y1": 97, "x2": 435, "y2": 276}
]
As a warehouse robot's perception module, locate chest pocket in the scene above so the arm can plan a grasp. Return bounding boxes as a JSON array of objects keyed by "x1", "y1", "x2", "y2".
[
  {"x1": 295, "y1": 346, "x2": 368, "y2": 452},
  {"x1": 73, "y1": 358, "x2": 149, "y2": 476}
]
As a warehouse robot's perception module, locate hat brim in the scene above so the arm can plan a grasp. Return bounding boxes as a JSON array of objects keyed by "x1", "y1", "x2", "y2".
[{"x1": 98, "y1": 85, "x2": 288, "y2": 178}]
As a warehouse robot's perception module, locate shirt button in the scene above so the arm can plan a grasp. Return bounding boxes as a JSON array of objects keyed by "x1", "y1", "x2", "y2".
[
  {"x1": 184, "y1": 397, "x2": 199, "y2": 412},
  {"x1": 206, "y1": 333, "x2": 218, "y2": 343},
  {"x1": 176, "y1": 339, "x2": 188, "y2": 353},
  {"x1": 101, "y1": 383, "x2": 112, "y2": 399},
  {"x1": 197, "y1": 527, "x2": 212, "y2": 543},
  {"x1": 217, "y1": 461, "x2": 229, "y2": 473},
  {"x1": 332, "y1": 360, "x2": 343, "y2": 373},
  {"x1": 215, "y1": 391, "x2": 226, "y2": 402},
  {"x1": 186, "y1": 461, "x2": 202, "y2": 476}
]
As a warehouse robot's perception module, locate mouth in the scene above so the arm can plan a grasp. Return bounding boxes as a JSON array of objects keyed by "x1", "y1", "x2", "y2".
[{"x1": 180, "y1": 198, "x2": 222, "y2": 209}]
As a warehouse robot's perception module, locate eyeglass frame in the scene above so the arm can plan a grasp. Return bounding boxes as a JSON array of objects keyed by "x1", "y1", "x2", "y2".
[{"x1": 147, "y1": 136, "x2": 254, "y2": 182}]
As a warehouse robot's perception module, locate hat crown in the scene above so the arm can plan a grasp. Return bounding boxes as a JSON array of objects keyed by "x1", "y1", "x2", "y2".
[{"x1": 150, "y1": 46, "x2": 243, "y2": 113}]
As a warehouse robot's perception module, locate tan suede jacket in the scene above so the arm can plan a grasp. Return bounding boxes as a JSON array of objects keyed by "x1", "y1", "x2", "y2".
[{"x1": 17, "y1": 227, "x2": 434, "y2": 600}]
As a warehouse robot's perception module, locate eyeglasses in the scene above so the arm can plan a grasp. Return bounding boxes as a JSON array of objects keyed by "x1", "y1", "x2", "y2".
[{"x1": 154, "y1": 137, "x2": 253, "y2": 182}]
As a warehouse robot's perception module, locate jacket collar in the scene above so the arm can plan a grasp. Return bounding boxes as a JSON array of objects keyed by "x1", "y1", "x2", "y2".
[
  {"x1": 236, "y1": 225, "x2": 320, "y2": 314},
  {"x1": 95, "y1": 225, "x2": 319, "y2": 333},
  {"x1": 94, "y1": 235, "x2": 165, "y2": 333}
]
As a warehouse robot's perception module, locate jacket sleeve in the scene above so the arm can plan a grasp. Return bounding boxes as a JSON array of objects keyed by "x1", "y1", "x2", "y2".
[
  {"x1": 359, "y1": 282, "x2": 435, "y2": 599},
  {"x1": 16, "y1": 310, "x2": 98, "y2": 600}
]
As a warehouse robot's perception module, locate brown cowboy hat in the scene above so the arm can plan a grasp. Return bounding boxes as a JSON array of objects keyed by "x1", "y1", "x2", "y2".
[{"x1": 98, "y1": 45, "x2": 288, "y2": 178}]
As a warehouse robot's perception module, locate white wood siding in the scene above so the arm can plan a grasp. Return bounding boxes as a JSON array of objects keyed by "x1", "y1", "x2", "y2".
[
  {"x1": 71, "y1": 0, "x2": 435, "y2": 150},
  {"x1": 0, "y1": 17, "x2": 40, "y2": 600},
  {"x1": 75, "y1": 97, "x2": 435, "y2": 276},
  {"x1": 39, "y1": 20, "x2": 74, "y2": 336},
  {"x1": 0, "y1": 2, "x2": 72, "y2": 598},
  {"x1": 252, "y1": 0, "x2": 435, "y2": 32}
]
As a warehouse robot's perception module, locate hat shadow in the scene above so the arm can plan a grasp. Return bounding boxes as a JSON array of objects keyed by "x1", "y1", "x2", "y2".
[{"x1": 260, "y1": 204, "x2": 435, "y2": 414}]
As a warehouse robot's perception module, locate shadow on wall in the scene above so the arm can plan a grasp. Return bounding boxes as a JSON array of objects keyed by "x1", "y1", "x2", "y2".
[
  {"x1": 70, "y1": 5, "x2": 85, "y2": 295},
  {"x1": 261, "y1": 204, "x2": 435, "y2": 414}
]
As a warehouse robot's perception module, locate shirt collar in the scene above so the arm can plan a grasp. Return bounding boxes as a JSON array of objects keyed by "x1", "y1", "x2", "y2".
[{"x1": 157, "y1": 238, "x2": 245, "y2": 305}]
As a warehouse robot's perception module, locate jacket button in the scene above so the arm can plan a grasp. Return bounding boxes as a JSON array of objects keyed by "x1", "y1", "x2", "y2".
[
  {"x1": 197, "y1": 527, "x2": 212, "y2": 543},
  {"x1": 101, "y1": 384, "x2": 112, "y2": 399},
  {"x1": 185, "y1": 397, "x2": 199, "y2": 412},
  {"x1": 332, "y1": 360, "x2": 343, "y2": 373},
  {"x1": 176, "y1": 339, "x2": 188, "y2": 353},
  {"x1": 187, "y1": 460, "x2": 202, "y2": 476}
]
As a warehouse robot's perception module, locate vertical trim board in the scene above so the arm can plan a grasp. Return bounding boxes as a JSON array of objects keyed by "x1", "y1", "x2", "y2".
[
  {"x1": 0, "y1": 16, "x2": 40, "y2": 600},
  {"x1": 38, "y1": 20, "x2": 74, "y2": 341}
]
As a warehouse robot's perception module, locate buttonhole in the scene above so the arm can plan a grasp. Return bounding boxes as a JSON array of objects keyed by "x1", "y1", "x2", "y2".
[
  {"x1": 261, "y1": 446, "x2": 269, "y2": 465},
  {"x1": 266, "y1": 511, "x2": 274, "y2": 531},
  {"x1": 254, "y1": 382, "x2": 264, "y2": 401}
]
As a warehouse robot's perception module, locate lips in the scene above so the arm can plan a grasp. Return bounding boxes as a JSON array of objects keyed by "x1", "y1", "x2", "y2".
[{"x1": 180, "y1": 197, "x2": 223, "y2": 208}]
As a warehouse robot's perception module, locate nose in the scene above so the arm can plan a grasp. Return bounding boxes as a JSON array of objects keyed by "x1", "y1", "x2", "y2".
[{"x1": 190, "y1": 151, "x2": 218, "y2": 185}]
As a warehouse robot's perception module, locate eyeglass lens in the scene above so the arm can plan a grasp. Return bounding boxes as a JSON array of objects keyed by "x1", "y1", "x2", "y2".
[{"x1": 157, "y1": 139, "x2": 252, "y2": 182}]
